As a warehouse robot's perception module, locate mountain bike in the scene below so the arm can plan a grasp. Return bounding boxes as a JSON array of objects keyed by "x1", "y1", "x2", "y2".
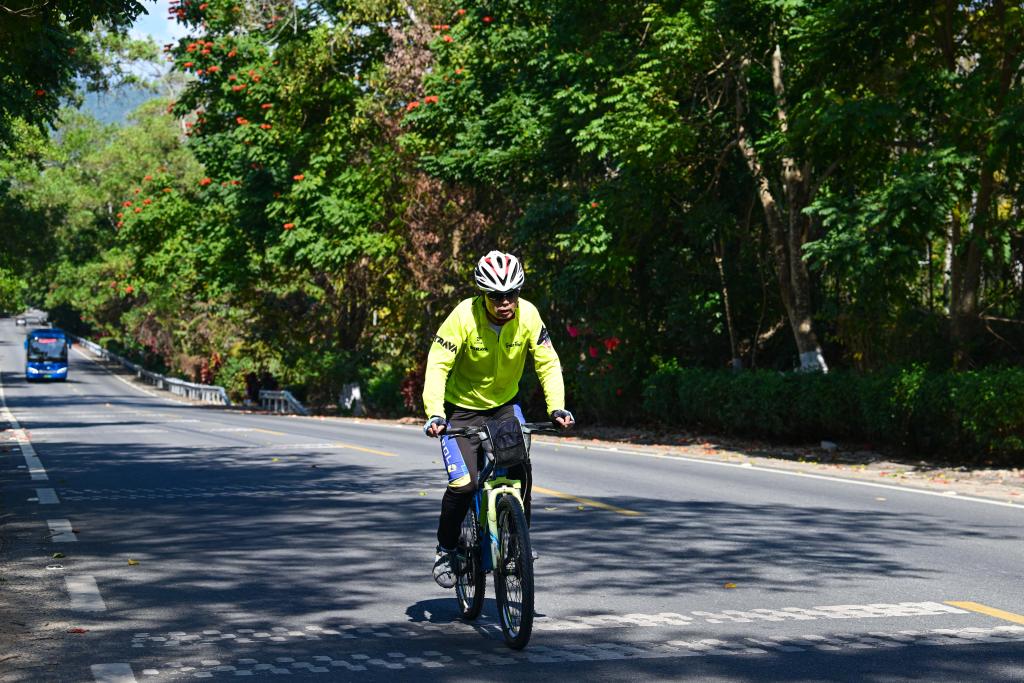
[{"x1": 444, "y1": 421, "x2": 555, "y2": 650}]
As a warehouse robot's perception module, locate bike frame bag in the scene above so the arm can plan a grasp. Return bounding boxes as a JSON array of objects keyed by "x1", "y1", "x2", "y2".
[{"x1": 485, "y1": 418, "x2": 529, "y2": 467}]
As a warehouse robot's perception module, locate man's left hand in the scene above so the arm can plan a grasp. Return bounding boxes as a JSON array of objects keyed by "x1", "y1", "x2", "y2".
[{"x1": 551, "y1": 409, "x2": 575, "y2": 430}]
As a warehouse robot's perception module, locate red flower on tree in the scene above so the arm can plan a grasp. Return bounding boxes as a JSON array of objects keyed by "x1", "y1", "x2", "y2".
[
  {"x1": 443, "y1": 35, "x2": 453, "y2": 43},
  {"x1": 482, "y1": 15, "x2": 493, "y2": 23},
  {"x1": 236, "y1": 116, "x2": 249, "y2": 125},
  {"x1": 602, "y1": 336, "x2": 621, "y2": 353},
  {"x1": 424, "y1": 95, "x2": 439, "y2": 104},
  {"x1": 143, "y1": 198, "x2": 152, "y2": 205},
  {"x1": 406, "y1": 101, "x2": 421, "y2": 111},
  {"x1": 261, "y1": 103, "x2": 273, "y2": 109},
  {"x1": 283, "y1": 223, "x2": 294, "y2": 230},
  {"x1": 122, "y1": 201, "x2": 132, "y2": 207},
  {"x1": 566, "y1": 324, "x2": 579, "y2": 338},
  {"x1": 199, "y1": 177, "x2": 212, "y2": 186},
  {"x1": 260, "y1": 123, "x2": 272, "y2": 130},
  {"x1": 293, "y1": 174, "x2": 304, "y2": 181},
  {"x1": 207, "y1": 65, "x2": 220, "y2": 73},
  {"x1": 588, "y1": 346, "x2": 600, "y2": 359}
]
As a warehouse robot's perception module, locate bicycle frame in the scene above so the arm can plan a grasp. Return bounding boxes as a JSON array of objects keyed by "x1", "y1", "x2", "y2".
[
  {"x1": 477, "y1": 474, "x2": 523, "y2": 572},
  {"x1": 449, "y1": 422, "x2": 551, "y2": 573}
]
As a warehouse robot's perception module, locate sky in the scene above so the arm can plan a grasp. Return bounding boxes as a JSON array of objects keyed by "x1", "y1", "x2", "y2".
[{"x1": 130, "y1": 0, "x2": 189, "y2": 44}]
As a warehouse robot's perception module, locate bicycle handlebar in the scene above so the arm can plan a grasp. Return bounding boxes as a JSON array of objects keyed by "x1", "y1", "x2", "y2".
[{"x1": 444, "y1": 421, "x2": 557, "y2": 438}]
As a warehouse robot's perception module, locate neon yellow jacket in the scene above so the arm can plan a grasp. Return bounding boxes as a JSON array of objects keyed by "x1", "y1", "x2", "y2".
[{"x1": 423, "y1": 296, "x2": 565, "y2": 418}]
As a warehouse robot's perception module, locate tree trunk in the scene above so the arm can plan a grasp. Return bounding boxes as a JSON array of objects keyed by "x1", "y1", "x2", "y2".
[
  {"x1": 947, "y1": 0, "x2": 1016, "y2": 367},
  {"x1": 735, "y1": 53, "x2": 827, "y2": 372}
]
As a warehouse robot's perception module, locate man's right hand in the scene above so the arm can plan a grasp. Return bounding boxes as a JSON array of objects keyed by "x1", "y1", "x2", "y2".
[{"x1": 423, "y1": 416, "x2": 447, "y2": 438}]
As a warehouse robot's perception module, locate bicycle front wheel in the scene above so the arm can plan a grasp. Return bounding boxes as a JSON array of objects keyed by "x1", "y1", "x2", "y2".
[
  {"x1": 493, "y1": 494, "x2": 534, "y2": 649},
  {"x1": 455, "y1": 504, "x2": 485, "y2": 620}
]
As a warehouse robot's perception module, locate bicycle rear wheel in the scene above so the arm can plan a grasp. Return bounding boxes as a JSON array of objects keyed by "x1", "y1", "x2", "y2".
[
  {"x1": 493, "y1": 494, "x2": 534, "y2": 649},
  {"x1": 455, "y1": 505, "x2": 485, "y2": 620}
]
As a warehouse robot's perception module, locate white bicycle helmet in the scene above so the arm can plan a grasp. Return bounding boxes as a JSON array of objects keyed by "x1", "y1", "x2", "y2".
[{"x1": 474, "y1": 250, "x2": 525, "y2": 292}]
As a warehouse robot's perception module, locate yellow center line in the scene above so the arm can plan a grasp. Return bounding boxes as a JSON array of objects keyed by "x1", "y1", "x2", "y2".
[
  {"x1": 332, "y1": 442, "x2": 397, "y2": 457},
  {"x1": 250, "y1": 427, "x2": 287, "y2": 436},
  {"x1": 946, "y1": 601, "x2": 1024, "y2": 625},
  {"x1": 533, "y1": 485, "x2": 642, "y2": 517}
]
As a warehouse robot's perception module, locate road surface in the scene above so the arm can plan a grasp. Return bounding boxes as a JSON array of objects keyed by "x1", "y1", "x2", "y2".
[{"x1": 1, "y1": 319, "x2": 1023, "y2": 681}]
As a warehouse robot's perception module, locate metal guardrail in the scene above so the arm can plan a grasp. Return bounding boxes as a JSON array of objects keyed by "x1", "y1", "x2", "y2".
[
  {"x1": 73, "y1": 336, "x2": 231, "y2": 406},
  {"x1": 259, "y1": 390, "x2": 309, "y2": 416}
]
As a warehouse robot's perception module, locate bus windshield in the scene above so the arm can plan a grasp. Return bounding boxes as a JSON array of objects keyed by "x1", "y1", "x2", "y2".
[{"x1": 27, "y1": 336, "x2": 68, "y2": 362}]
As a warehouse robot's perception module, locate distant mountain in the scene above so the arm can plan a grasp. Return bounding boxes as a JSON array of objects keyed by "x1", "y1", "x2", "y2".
[{"x1": 81, "y1": 86, "x2": 159, "y2": 126}]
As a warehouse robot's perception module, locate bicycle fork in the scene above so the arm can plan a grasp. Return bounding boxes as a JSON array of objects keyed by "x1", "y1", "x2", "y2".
[{"x1": 480, "y1": 479, "x2": 523, "y2": 573}]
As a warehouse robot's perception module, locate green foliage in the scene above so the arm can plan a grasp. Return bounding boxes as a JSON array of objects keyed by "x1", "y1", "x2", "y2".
[{"x1": 0, "y1": 0, "x2": 1021, "y2": 444}]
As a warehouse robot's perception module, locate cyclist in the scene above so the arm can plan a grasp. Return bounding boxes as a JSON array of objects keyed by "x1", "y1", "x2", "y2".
[{"x1": 423, "y1": 250, "x2": 574, "y2": 588}]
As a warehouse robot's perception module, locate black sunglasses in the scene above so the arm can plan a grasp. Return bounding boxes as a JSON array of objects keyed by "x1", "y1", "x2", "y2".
[{"x1": 486, "y1": 289, "x2": 521, "y2": 302}]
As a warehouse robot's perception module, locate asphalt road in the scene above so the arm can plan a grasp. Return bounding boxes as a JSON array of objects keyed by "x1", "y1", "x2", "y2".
[{"x1": 1, "y1": 318, "x2": 1023, "y2": 682}]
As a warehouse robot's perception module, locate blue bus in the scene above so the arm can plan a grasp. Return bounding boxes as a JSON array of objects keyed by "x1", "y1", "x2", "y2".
[{"x1": 25, "y1": 328, "x2": 70, "y2": 382}]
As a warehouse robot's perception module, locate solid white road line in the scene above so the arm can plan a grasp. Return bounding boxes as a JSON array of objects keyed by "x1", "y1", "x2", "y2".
[
  {"x1": 36, "y1": 488, "x2": 60, "y2": 505},
  {"x1": 47, "y1": 519, "x2": 77, "y2": 542},
  {"x1": 72, "y1": 346, "x2": 180, "y2": 404},
  {"x1": 0, "y1": 373, "x2": 49, "y2": 481},
  {"x1": 534, "y1": 441, "x2": 1024, "y2": 512},
  {"x1": 91, "y1": 663, "x2": 137, "y2": 683},
  {"x1": 66, "y1": 575, "x2": 107, "y2": 611}
]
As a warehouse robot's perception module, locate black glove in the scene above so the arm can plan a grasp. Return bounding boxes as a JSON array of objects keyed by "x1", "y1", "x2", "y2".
[
  {"x1": 423, "y1": 415, "x2": 446, "y2": 437},
  {"x1": 550, "y1": 409, "x2": 575, "y2": 429}
]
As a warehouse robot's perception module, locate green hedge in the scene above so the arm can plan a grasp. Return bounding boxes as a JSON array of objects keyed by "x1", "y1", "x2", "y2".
[{"x1": 642, "y1": 362, "x2": 1024, "y2": 461}]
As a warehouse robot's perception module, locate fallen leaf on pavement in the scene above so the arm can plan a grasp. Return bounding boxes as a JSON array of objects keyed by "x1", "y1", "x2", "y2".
[
  {"x1": 52, "y1": 552, "x2": 65, "y2": 559},
  {"x1": 67, "y1": 628, "x2": 88, "y2": 634},
  {"x1": 723, "y1": 582, "x2": 737, "y2": 589},
  {"x1": 127, "y1": 559, "x2": 140, "y2": 566}
]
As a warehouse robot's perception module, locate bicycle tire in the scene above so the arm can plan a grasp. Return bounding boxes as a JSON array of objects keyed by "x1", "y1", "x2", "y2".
[
  {"x1": 493, "y1": 494, "x2": 534, "y2": 649},
  {"x1": 455, "y1": 505, "x2": 485, "y2": 620}
]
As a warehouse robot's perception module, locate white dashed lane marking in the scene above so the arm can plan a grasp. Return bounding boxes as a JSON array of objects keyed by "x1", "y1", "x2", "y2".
[
  {"x1": 127, "y1": 626, "x2": 1024, "y2": 677},
  {"x1": 129, "y1": 602, "x2": 971, "y2": 649},
  {"x1": 92, "y1": 663, "x2": 137, "y2": 682},
  {"x1": 47, "y1": 518, "x2": 77, "y2": 542},
  {"x1": 36, "y1": 487, "x2": 60, "y2": 504},
  {"x1": 67, "y1": 575, "x2": 108, "y2": 611}
]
